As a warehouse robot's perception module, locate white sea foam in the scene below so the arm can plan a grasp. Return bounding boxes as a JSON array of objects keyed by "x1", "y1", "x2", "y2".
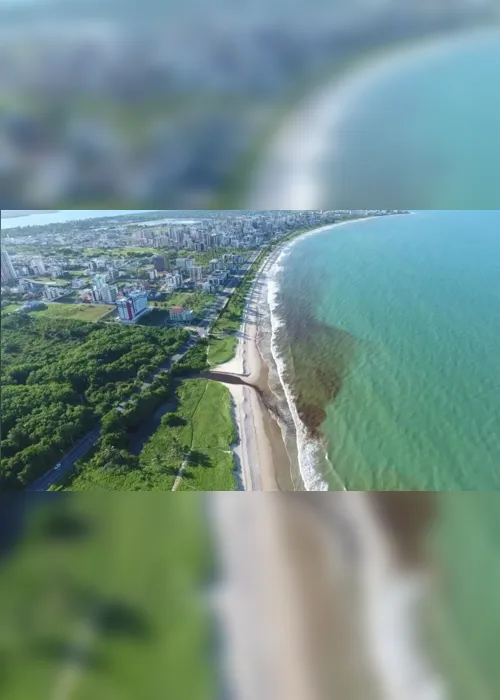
[
  {"x1": 266, "y1": 243, "x2": 331, "y2": 491},
  {"x1": 258, "y1": 219, "x2": 400, "y2": 490}
]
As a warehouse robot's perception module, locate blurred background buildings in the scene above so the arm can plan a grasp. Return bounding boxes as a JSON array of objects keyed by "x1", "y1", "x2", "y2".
[{"x1": 0, "y1": 0, "x2": 498, "y2": 210}]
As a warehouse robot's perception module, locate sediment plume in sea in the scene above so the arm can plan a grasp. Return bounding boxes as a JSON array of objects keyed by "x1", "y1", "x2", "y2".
[{"x1": 263, "y1": 242, "x2": 357, "y2": 491}]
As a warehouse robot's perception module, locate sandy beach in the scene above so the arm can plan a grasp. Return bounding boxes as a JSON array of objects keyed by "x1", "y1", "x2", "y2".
[
  {"x1": 210, "y1": 492, "x2": 441, "y2": 700},
  {"x1": 211, "y1": 249, "x2": 292, "y2": 491},
  {"x1": 212, "y1": 218, "x2": 404, "y2": 491},
  {"x1": 211, "y1": 224, "x2": 337, "y2": 491}
]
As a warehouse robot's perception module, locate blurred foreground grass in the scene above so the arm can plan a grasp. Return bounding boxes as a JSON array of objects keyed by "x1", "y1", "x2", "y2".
[{"x1": 0, "y1": 495, "x2": 214, "y2": 700}]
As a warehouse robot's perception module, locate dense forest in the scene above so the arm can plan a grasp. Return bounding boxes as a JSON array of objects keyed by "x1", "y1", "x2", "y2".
[{"x1": 0, "y1": 314, "x2": 188, "y2": 490}]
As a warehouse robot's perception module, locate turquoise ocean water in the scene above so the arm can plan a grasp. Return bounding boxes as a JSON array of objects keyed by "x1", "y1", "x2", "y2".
[
  {"x1": 326, "y1": 30, "x2": 500, "y2": 210},
  {"x1": 272, "y1": 211, "x2": 500, "y2": 696},
  {"x1": 276, "y1": 210, "x2": 500, "y2": 490}
]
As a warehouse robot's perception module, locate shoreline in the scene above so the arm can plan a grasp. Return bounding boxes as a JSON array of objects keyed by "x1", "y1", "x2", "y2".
[
  {"x1": 211, "y1": 214, "x2": 407, "y2": 491},
  {"x1": 247, "y1": 26, "x2": 498, "y2": 209}
]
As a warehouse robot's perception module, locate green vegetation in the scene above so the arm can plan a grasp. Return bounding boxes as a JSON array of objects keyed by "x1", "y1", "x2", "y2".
[
  {"x1": 36, "y1": 303, "x2": 115, "y2": 322},
  {"x1": 0, "y1": 496, "x2": 214, "y2": 700},
  {"x1": 31, "y1": 276, "x2": 70, "y2": 286},
  {"x1": 67, "y1": 268, "x2": 90, "y2": 277},
  {"x1": 0, "y1": 314, "x2": 188, "y2": 490},
  {"x1": 156, "y1": 291, "x2": 216, "y2": 318},
  {"x1": 207, "y1": 335, "x2": 238, "y2": 366},
  {"x1": 84, "y1": 246, "x2": 157, "y2": 257},
  {"x1": 65, "y1": 374, "x2": 236, "y2": 491},
  {"x1": 172, "y1": 340, "x2": 209, "y2": 375},
  {"x1": 1, "y1": 303, "x2": 22, "y2": 314},
  {"x1": 173, "y1": 380, "x2": 236, "y2": 491}
]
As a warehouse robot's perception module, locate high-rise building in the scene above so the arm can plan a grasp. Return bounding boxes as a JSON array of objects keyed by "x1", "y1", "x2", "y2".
[
  {"x1": 31, "y1": 257, "x2": 46, "y2": 275},
  {"x1": 101, "y1": 285, "x2": 119, "y2": 304},
  {"x1": 189, "y1": 265, "x2": 203, "y2": 281},
  {"x1": 151, "y1": 254, "x2": 166, "y2": 271},
  {"x1": 116, "y1": 290, "x2": 149, "y2": 323},
  {"x1": 1, "y1": 251, "x2": 17, "y2": 282},
  {"x1": 106, "y1": 267, "x2": 119, "y2": 281}
]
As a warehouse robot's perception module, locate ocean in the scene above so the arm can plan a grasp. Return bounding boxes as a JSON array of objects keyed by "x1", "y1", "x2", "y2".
[
  {"x1": 264, "y1": 211, "x2": 500, "y2": 696},
  {"x1": 326, "y1": 29, "x2": 500, "y2": 210},
  {"x1": 269, "y1": 210, "x2": 500, "y2": 491}
]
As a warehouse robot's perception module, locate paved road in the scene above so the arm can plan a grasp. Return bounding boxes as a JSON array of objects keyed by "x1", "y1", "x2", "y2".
[
  {"x1": 26, "y1": 335, "x2": 199, "y2": 492},
  {"x1": 27, "y1": 426, "x2": 101, "y2": 492}
]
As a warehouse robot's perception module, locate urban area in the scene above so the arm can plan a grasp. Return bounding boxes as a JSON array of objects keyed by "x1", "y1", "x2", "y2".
[
  {"x1": 1, "y1": 209, "x2": 404, "y2": 494},
  {"x1": 1, "y1": 209, "x2": 392, "y2": 329},
  {"x1": 0, "y1": 1, "x2": 494, "y2": 208}
]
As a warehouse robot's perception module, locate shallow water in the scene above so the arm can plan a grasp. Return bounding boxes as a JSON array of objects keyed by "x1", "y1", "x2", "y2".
[
  {"x1": 326, "y1": 30, "x2": 500, "y2": 209},
  {"x1": 274, "y1": 211, "x2": 500, "y2": 490}
]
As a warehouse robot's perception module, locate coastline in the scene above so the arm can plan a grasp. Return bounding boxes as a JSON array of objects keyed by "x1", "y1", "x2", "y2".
[
  {"x1": 212, "y1": 215, "x2": 405, "y2": 491},
  {"x1": 247, "y1": 26, "x2": 498, "y2": 209}
]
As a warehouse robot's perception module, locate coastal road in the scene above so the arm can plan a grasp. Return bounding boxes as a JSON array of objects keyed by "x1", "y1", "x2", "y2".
[
  {"x1": 27, "y1": 426, "x2": 101, "y2": 492},
  {"x1": 26, "y1": 334, "x2": 200, "y2": 492}
]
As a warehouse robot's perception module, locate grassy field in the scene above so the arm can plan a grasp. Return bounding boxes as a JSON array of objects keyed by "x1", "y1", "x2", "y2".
[
  {"x1": 207, "y1": 336, "x2": 238, "y2": 367},
  {"x1": 31, "y1": 277, "x2": 70, "y2": 286},
  {"x1": 84, "y1": 247, "x2": 157, "y2": 257},
  {"x1": 67, "y1": 379, "x2": 236, "y2": 491},
  {"x1": 170, "y1": 379, "x2": 236, "y2": 491},
  {"x1": 1, "y1": 303, "x2": 22, "y2": 314},
  {"x1": 0, "y1": 496, "x2": 214, "y2": 700},
  {"x1": 36, "y1": 303, "x2": 115, "y2": 322}
]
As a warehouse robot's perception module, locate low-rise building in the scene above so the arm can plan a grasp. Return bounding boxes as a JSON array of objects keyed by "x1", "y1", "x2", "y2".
[{"x1": 169, "y1": 306, "x2": 195, "y2": 323}]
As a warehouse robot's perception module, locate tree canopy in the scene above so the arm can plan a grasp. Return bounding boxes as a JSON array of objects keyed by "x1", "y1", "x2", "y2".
[{"x1": 1, "y1": 314, "x2": 188, "y2": 490}]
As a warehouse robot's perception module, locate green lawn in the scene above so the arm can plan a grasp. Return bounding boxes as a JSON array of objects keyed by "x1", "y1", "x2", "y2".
[
  {"x1": 207, "y1": 336, "x2": 238, "y2": 366},
  {"x1": 172, "y1": 379, "x2": 236, "y2": 491},
  {"x1": 31, "y1": 277, "x2": 70, "y2": 286},
  {"x1": 1, "y1": 303, "x2": 22, "y2": 314},
  {"x1": 0, "y1": 496, "x2": 214, "y2": 700},
  {"x1": 133, "y1": 379, "x2": 236, "y2": 492},
  {"x1": 36, "y1": 303, "x2": 115, "y2": 322}
]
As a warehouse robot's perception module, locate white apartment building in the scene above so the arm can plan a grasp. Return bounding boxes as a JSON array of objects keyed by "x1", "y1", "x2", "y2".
[
  {"x1": 189, "y1": 265, "x2": 203, "y2": 281},
  {"x1": 101, "y1": 285, "x2": 119, "y2": 304},
  {"x1": 31, "y1": 257, "x2": 46, "y2": 274},
  {"x1": 1, "y1": 251, "x2": 17, "y2": 282},
  {"x1": 43, "y1": 286, "x2": 63, "y2": 300}
]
